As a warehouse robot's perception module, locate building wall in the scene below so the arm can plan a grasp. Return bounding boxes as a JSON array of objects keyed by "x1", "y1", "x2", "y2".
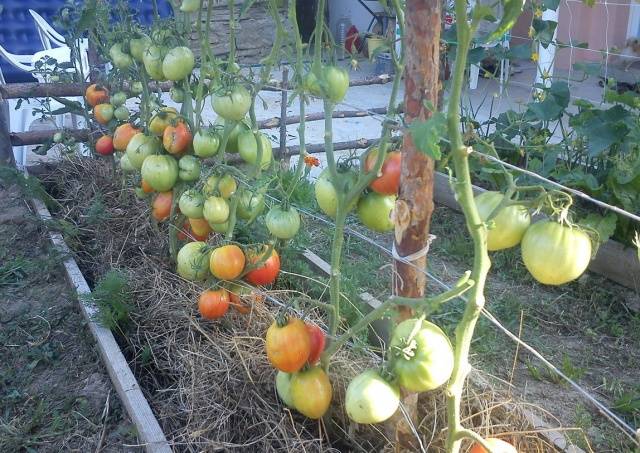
[{"x1": 328, "y1": 0, "x2": 384, "y2": 39}]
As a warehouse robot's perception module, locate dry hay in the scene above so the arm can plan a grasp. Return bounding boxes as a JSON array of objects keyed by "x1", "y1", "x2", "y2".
[{"x1": 39, "y1": 156, "x2": 580, "y2": 452}]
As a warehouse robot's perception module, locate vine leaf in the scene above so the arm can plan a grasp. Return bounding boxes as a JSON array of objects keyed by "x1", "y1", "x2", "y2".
[
  {"x1": 579, "y1": 212, "x2": 617, "y2": 245},
  {"x1": 408, "y1": 113, "x2": 447, "y2": 160},
  {"x1": 483, "y1": 0, "x2": 525, "y2": 44}
]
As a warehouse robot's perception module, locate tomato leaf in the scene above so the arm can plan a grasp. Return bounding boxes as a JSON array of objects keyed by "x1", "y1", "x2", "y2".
[
  {"x1": 483, "y1": 0, "x2": 525, "y2": 43},
  {"x1": 408, "y1": 113, "x2": 447, "y2": 160},
  {"x1": 579, "y1": 212, "x2": 617, "y2": 245}
]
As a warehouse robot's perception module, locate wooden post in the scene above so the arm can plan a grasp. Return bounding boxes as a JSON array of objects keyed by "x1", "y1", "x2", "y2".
[
  {"x1": 389, "y1": 0, "x2": 441, "y2": 450},
  {"x1": 0, "y1": 94, "x2": 15, "y2": 167}
]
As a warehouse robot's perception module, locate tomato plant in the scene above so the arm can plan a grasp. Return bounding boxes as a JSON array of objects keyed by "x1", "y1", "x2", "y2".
[
  {"x1": 209, "y1": 244, "x2": 245, "y2": 280},
  {"x1": 178, "y1": 155, "x2": 201, "y2": 182},
  {"x1": 95, "y1": 135, "x2": 114, "y2": 156},
  {"x1": 127, "y1": 134, "x2": 162, "y2": 169},
  {"x1": 152, "y1": 191, "x2": 173, "y2": 222},
  {"x1": 289, "y1": 366, "x2": 332, "y2": 419},
  {"x1": 176, "y1": 241, "x2": 211, "y2": 281},
  {"x1": 469, "y1": 438, "x2": 517, "y2": 453},
  {"x1": 238, "y1": 131, "x2": 273, "y2": 169},
  {"x1": 212, "y1": 85, "x2": 251, "y2": 121},
  {"x1": 141, "y1": 155, "x2": 179, "y2": 191},
  {"x1": 179, "y1": 189, "x2": 205, "y2": 219},
  {"x1": 111, "y1": 91, "x2": 127, "y2": 106},
  {"x1": 345, "y1": 369, "x2": 400, "y2": 424},
  {"x1": 129, "y1": 34, "x2": 151, "y2": 62},
  {"x1": 244, "y1": 247, "x2": 280, "y2": 286},
  {"x1": 114, "y1": 106, "x2": 130, "y2": 121},
  {"x1": 163, "y1": 121, "x2": 192, "y2": 155},
  {"x1": 305, "y1": 323, "x2": 325, "y2": 365},
  {"x1": 193, "y1": 129, "x2": 220, "y2": 157},
  {"x1": 94, "y1": 103, "x2": 114, "y2": 125},
  {"x1": 203, "y1": 196, "x2": 230, "y2": 224},
  {"x1": 109, "y1": 43, "x2": 133, "y2": 70},
  {"x1": 198, "y1": 289, "x2": 230, "y2": 320},
  {"x1": 357, "y1": 192, "x2": 396, "y2": 233},
  {"x1": 275, "y1": 371, "x2": 295, "y2": 407},
  {"x1": 364, "y1": 149, "x2": 401, "y2": 195},
  {"x1": 143, "y1": 45, "x2": 166, "y2": 81},
  {"x1": 474, "y1": 191, "x2": 530, "y2": 251},
  {"x1": 149, "y1": 107, "x2": 178, "y2": 136},
  {"x1": 225, "y1": 281, "x2": 263, "y2": 314},
  {"x1": 113, "y1": 123, "x2": 140, "y2": 151},
  {"x1": 162, "y1": 46, "x2": 195, "y2": 81},
  {"x1": 265, "y1": 317, "x2": 310, "y2": 372},
  {"x1": 85, "y1": 83, "x2": 109, "y2": 107},
  {"x1": 265, "y1": 206, "x2": 300, "y2": 239},
  {"x1": 203, "y1": 174, "x2": 237, "y2": 199},
  {"x1": 314, "y1": 168, "x2": 359, "y2": 218},
  {"x1": 188, "y1": 218, "x2": 212, "y2": 240},
  {"x1": 237, "y1": 189, "x2": 264, "y2": 220}
]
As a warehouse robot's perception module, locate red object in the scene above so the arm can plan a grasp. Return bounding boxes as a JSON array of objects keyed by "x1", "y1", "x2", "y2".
[
  {"x1": 305, "y1": 323, "x2": 326, "y2": 365},
  {"x1": 345, "y1": 25, "x2": 362, "y2": 54},
  {"x1": 95, "y1": 135, "x2": 114, "y2": 156}
]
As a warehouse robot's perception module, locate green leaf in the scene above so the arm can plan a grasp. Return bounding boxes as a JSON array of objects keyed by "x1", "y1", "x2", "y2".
[
  {"x1": 239, "y1": 0, "x2": 258, "y2": 17},
  {"x1": 408, "y1": 113, "x2": 447, "y2": 160},
  {"x1": 484, "y1": 0, "x2": 525, "y2": 43},
  {"x1": 579, "y1": 212, "x2": 617, "y2": 244},
  {"x1": 572, "y1": 61, "x2": 601, "y2": 77},
  {"x1": 507, "y1": 43, "x2": 532, "y2": 60},
  {"x1": 573, "y1": 105, "x2": 630, "y2": 157},
  {"x1": 527, "y1": 81, "x2": 570, "y2": 121}
]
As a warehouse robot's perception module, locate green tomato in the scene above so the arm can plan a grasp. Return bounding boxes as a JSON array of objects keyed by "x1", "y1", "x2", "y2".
[
  {"x1": 203, "y1": 196, "x2": 230, "y2": 224},
  {"x1": 126, "y1": 133, "x2": 161, "y2": 169},
  {"x1": 390, "y1": 319, "x2": 454, "y2": 393},
  {"x1": 180, "y1": 0, "x2": 201, "y2": 12},
  {"x1": 143, "y1": 45, "x2": 166, "y2": 81},
  {"x1": 237, "y1": 189, "x2": 265, "y2": 220},
  {"x1": 345, "y1": 369, "x2": 400, "y2": 424},
  {"x1": 212, "y1": 85, "x2": 251, "y2": 121},
  {"x1": 276, "y1": 371, "x2": 295, "y2": 408},
  {"x1": 176, "y1": 241, "x2": 210, "y2": 281},
  {"x1": 109, "y1": 43, "x2": 133, "y2": 70},
  {"x1": 238, "y1": 131, "x2": 273, "y2": 169},
  {"x1": 209, "y1": 220, "x2": 230, "y2": 234},
  {"x1": 314, "y1": 168, "x2": 359, "y2": 219},
  {"x1": 162, "y1": 46, "x2": 195, "y2": 81},
  {"x1": 111, "y1": 91, "x2": 128, "y2": 107},
  {"x1": 131, "y1": 81, "x2": 144, "y2": 95},
  {"x1": 323, "y1": 66, "x2": 350, "y2": 103},
  {"x1": 357, "y1": 192, "x2": 395, "y2": 233},
  {"x1": 474, "y1": 191, "x2": 531, "y2": 251},
  {"x1": 114, "y1": 105, "x2": 130, "y2": 121},
  {"x1": 178, "y1": 189, "x2": 205, "y2": 219},
  {"x1": 214, "y1": 118, "x2": 250, "y2": 153},
  {"x1": 521, "y1": 221, "x2": 592, "y2": 285},
  {"x1": 265, "y1": 206, "x2": 301, "y2": 240},
  {"x1": 119, "y1": 152, "x2": 136, "y2": 173},
  {"x1": 141, "y1": 154, "x2": 179, "y2": 191},
  {"x1": 193, "y1": 129, "x2": 220, "y2": 158},
  {"x1": 129, "y1": 34, "x2": 151, "y2": 62},
  {"x1": 170, "y1": 86, "x2": 185, "y2": 103},
  {"x1": 203, "y1": 174, "x2": 237, "y2": 199},
  {"x1": 178, "y1": 155, "x2": 201, "y2": 181}
]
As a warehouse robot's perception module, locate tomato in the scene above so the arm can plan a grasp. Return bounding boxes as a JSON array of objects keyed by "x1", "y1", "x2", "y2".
[
  {"x1": 210, "y1": 244, "x2": 245, "y2": 280},
  {"x1": 131, "y1": 81, "x2": 144, "y2": 95},
  {"x1": 357, "y1": 192, "x2": 396, "y2": 232},
  {"x1": 149, "y1": 107, "x2": 178, "y2": 136},
  {"x1": 244, "y1": 247, "x2": 280, "y2": 286},
  {"x1": 290, "y1": 366, "x2": 332, "y2": 419},
  {"x1": 305, "y1": 323, "x2": 325, "y2": 365},
  {"x1": 193, "y1": 129, "x2": 220, "y2": 158},
  {"x1": 135, "y1": 187, "x2": 149, "y2": 199},
  {"x1": 177, "y1": 220, "x2": 190, "y2": 242},
  {"x1": 304, "y1": 71, "x2": 323, "y2": 97},
  {"x1": 265, "y1": 317, "x2": 310, "y2": 372},
  {"x1": 129, "y1": 34, "x2": 151, "y2": 62},
  {"x1": 323, "y1": 66, "x2": 350, "y2": 103},
  {"x1": 203, "y1": 174, "x2": 237, "y2": 199},
  {"x1": 143, "y1": 45, "x2": 166, "y2": 81},
  {"x1": 213, "y1": 117, "x2": 249, "y2": 153},
  {"x1": 141, "y1": 155, "x2": 178, "y2": 191},
  {"x1": 265, "y1": 206, "x2": 301, "y2": 239},
  {"x1": 163, "y1": 121, "x2": 192, "y2": 155},
  {"x1": 141, "y1": 179, "x2": 154, "y2": 194},
  {"x1": 119, "y1": 153, "x2": 136, "y2": 173},
  {"x1": 152, "y1": 191, "x2": 173, "y2": 222},
  {"x1": 111, "y1": 91, "x2": 127, "y2": 107},
  {"x1": 114, "y1": 106, "x2": 130, "y2": 121},
  {"x1": 198, "y1": 289, "x2": 229, "y2": 320},
  {"x1": 275, "y1": 371, "x2": 295, "y2": 407},
  {"x1": 126, "y1": 133, "x2": 161, "y2": 169},
  {"x1": 180, "y1": 0, "x2": 201, "y2": 12},
  {"x1": 314, "y1": 168, "x2": 359, "y2": 218},
  {"x1": 189, "y1": 217, "x2": 212, "y2": 240},
  {"x1": 170, "y1": 87, "x2": 185, "y2": 103},
  {"x1": 225, "y1": 281, "x2": 264, "y2": 314},
  {"x1": 85, "y1": 84, "x2": 109, "y2": 107},
  {"x1": 209, "y1": 221, "x2": 230, "y2": 234},
  {"x1": 178, "y1": 190, "x2": 205, "y2": 219},
  {"x1": 237, "y1": 189, "x2": 265, "y2": 220},
  {"x1": 109, "y1": 43, "x2": 133, "y2": 70},
  {"x1": 238, "y1": 131, "x2": 273, "y2": 169},
  {"x1": 176, "y1": 241, "x2": 211, "y2": 281},
  {"x1": 364, "y1": 149, "x2": 401, "y2": 195},
  {"x1": 474, "y1": 191, "x2": 531, "y2": 251},
  {"x1": 212, "y1": 85, "x2": 251, "y2": 121},
  {"x1": 113, "y1": 123, "x2": 140, "y2": 151},
  {"x1": 95, "y1": 135, "x2": 114, "y2": 156},
  {"x1": 162, "y1": 46, "x2": 195, "y2": 81},
  {"x1": 93, "y1": 103, "x2": 114, "y2": 125},
  {"x1": 470, "y1": 438, "x2": 518, "y2": 453},
  {"x1": 178, "y1": 155, "x2": 201, "y2": 182},
  {"x1": 345, "y1": 369, "x2": 400, "y2": 424},
  {"x1": 389, "y1": 319, "x2": 454, "y2": 392},
  {"x1": 521, "y1": 221, "x2": 592, "y2": 285},
  {"x1": 203, "y1": 196, "x2": 230, "y2": 224}
]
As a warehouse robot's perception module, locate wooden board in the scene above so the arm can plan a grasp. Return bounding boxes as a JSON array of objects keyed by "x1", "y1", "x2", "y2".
[
  {"x1": 31, "y1": 198, "x2": 171, "y2": 453},
  {"x1": 433, "y1": 172, "x2": 640, "y2": 292}
]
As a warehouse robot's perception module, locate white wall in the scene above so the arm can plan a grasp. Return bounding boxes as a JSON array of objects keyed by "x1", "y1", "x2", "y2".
[{"x1": 328, "y1": 0, "x2": 384, "y2": 39}]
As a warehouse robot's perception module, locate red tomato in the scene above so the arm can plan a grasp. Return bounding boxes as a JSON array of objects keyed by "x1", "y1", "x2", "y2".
[
  {"x1": 95, "y1": 135, "x2": 114, "y2": 156},
  {"x1": 469, "y1": 438, "x2": 518, "y2": 453},
  {"x1": 364, "y1": 150, "x2": 401, "y2": 195},
  {"x1": 85, "y1": 83, "x2": 109, "y2": 107},
  {"x1": 305, "y1": 323, "x2": 326, "y2": 364},
  {"x1": 163, "y1": 121, "x2": 192, "y2": 155},
  {"x1": 244, "y1": 247, "x2": 280, "y2": 286},
  {"x1": 177, "y1": 220, "x2": 190, "y2": 241},
  {"x1": 198, "y1": 289, "x2": 230, "y2": 320},
  {"x1": 152, "y1": 191, "x2": 173, "y2": 222}
]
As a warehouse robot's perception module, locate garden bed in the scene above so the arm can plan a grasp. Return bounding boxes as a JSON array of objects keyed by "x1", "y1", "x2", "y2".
[{"x1": 36, "y1": 156, "x2": 571, "y2": 452}]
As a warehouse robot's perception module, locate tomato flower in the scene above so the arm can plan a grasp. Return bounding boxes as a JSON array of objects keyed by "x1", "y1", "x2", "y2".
[{"x1": 304, "y1": 155, "x2": 320, "y2": 167}]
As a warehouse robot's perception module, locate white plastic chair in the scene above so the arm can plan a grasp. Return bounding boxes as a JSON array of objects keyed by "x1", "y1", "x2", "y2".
[
  {"x1": 29, "y1": 9, "x2": 67, "y2": 49},
  {"x1": 469, "y1": 33, "x2": 510, "y2": 93}
]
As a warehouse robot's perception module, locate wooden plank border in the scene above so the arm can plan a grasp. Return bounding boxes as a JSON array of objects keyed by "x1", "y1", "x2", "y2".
[{"x1": 30, "y1": 197, "x2": 172, "y2": 453}]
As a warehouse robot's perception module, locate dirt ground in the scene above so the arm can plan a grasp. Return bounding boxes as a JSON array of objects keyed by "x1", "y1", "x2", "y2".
[{"x1": 0, "y1": 183, "x2": 139, "y2": 452}]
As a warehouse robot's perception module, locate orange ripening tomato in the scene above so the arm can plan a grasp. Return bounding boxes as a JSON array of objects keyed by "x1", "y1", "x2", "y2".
[
  {"x1": 305, "y1": 323, "x2": 326, "y2": 365},
  {"x1": 95, "y1": 135, "x2": 114, "y2": 156},
  {"x1": 364, "y1": 149, "x2": 401, "y2": 195},
  {"x1": 94, "y1": 103, "x2": 114, "y2": 125},
  {"x1": 470, "y1": 438, "x2": 518, "y2": 453},
  {"x1": 244, "y1": 247, "x2": 280, "y2": 286},
  {"x1": 163, "y1": 121, "x2": 192, "y2": 155},
  {"x1": 198, "y1": 289, "x2": 230, "y2": 320},
  {"x1": 265, "y1": 317, "x2": 310, "y2": 372},
  {"x1": 225, "y1": 281, "x2": 264, "y2": 314},
  {"x1": 85, "y1": 83, "x2": 109, "y2": 107},
  {"x1": 152, "y1": 191, "x2": 173, "y2": 222},
  {"x1": 209, "y1": 244, "x2": 245, "y2": 280},
  {"x1": 141, "y1": 178, "x2": 154, "y2": 194},
  {"x1": 177, "y1": 220, "x2": 190, "y2": 241},
  {"x1": 113, "y1": 123, "x2": 140, "y2": 151},
  {"x1": 188, "y1": 217, "x2": 212, "y2": 241}
]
